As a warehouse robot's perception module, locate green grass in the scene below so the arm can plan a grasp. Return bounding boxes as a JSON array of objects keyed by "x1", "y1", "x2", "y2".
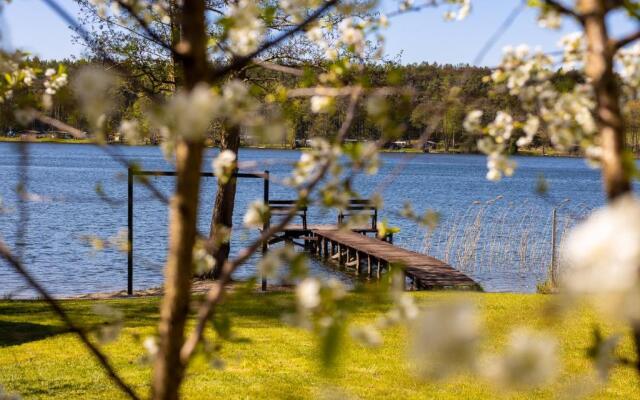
[
  {"x1": 0, "y1": 137, "x2": 93, "y2": 144},
  {"x1": 0, "y1": 292, "x2": 637, "y2": 399}
]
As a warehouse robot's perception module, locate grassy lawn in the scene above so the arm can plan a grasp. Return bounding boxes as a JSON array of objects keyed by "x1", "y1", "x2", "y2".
[{"x1": 0, "y1": 292, "x2": 637, "y2": 399}]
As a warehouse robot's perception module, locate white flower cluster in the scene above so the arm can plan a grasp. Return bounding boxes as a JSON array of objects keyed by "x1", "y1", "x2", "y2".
[
  {"x1": 409, "y1": 301, "x2": 559, "y2": 388},
  {"x1": 481, "y1": 329, "x2": 559, "y2": 389},
  {"x1": 243, "y1": 199, "x2": 270, "y2": 228},
  {"x1": 490, "y1": 45, "x2": 553, "y2": 97},
  {"x1": 192, "y1": 240, "x2": 215, "y2": 275},
  {"x1": 212, "y1": 149, "x2": 236, "y2": 184},
  {"x1": 154, "y1": 80, "x2": 259, "y2": 157},
  {"x1": 310, "y1": 95, "x2": 333, "y2": 113},
  {"x1": 563, "y1": 195, "x2": 640, "y2": 321},
  {"x1": 558, "y1": 32, "x2": 586, "y2": 72},
  {"x1": 226, "y1": 0, "x2": 265, "y2": 56},
  {"x1": 338, "y1": 17, "x2": 366, "y2": 56},
  {"x1": 158, "y1": 83, "x2": 219, "y2": 141},
  {"x1": 43, "y1": 68, "x2": 68, "y2": 95},
  {"x1": 410, "y1": 302, "x2": 481, "y2": 379},
  {"x1": 42, "y1": 67, "x2": 68, "y2": 109},
  {"x1": 617, "y1": 42, "x2": 640, "y2": 97},
  {"x1": 540, "y1": 84, "x2": 597, "y2": 150},
  {"x1": 257, "y1": 245, "x2": 301, "y2": 278},
  {"x1": 281, "y1": 0, "x2": 323, "y2": 24},
  {"x1": 72, "y1": 67, "x2": 117, "y2": 133},
  {"x1": 443, "y1": 0, "x2": 471, "y2": 21},
  {"x1": 296, "y1": 277, "x2": 346, "y2": 311},
  {"x1": 467, "y1": 110, "x2": 517, "y2": 181},
  {"x1": 537, "y1": 7, "x2": 562, "y2": 29},
  {"x1": 88, "y1": 0, "x2": 171, "y2": 26},
  {"x1": 466, "y1": 39, "x2": 599, "y2": 180},
  {"x1": 305, "y1": 22, "x2": 340, "y2": 61},
  {"x1": 118, "y1": 119, "x2": 141, "y2": 144},
  {"x1": 0, "y1": 57, "x2": 40, "y2": 104},
  {"x1": 287, "y1": 138, "x2": 341, "y2": 187}
]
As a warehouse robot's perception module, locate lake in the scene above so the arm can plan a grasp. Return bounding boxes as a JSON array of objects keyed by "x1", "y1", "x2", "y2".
[{"x1": 0, "y1": 143, "x2": 606, "y2": 297}]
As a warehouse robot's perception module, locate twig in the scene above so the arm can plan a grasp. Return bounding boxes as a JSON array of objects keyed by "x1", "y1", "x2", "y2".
[
  {"x1": 209, "y1": 0, "x2": 340, "y2": 82},
  {"x1": 613, "y1": 29, "x2": 640, "y2": 50}
]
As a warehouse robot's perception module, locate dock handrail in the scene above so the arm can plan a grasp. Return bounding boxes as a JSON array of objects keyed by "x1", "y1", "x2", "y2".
[
  {"x1": 338, "y1": 199, "x2": 378, "y2": 231},
  {"x1": 268, "y1": 199, "x2": 308, "y2": 230}
]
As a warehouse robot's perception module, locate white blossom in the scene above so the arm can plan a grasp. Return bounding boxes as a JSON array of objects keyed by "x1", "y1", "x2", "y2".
[
  {"x1": 537, "y1": 7, "x2": 562, "y2": 29},
  {"x1": 486, "y1": 152, "x2": 515, "y2": 181},
  {"x1": 487, "y1": 111, "x2": 513, "y2": 143},
  {"x1": 212, "y1": 149, "x2": 236, "y2": 184},
  {"x1": 443, "y1": 0, "x2": 471, "y2": 21},
  {"x1": 118, "y1": 119, "x2": 140, "y2": 144},
  {"x1": 243, "y1": 200, "x2": 269, "y2": 228},
  {"x1": 325, "y1": 48, "x2": 338, "y2": 60},
  {"x1": 409, "y1": 302, "x2": 481, "y2": 380},
  {"x1": 338, "y1": 18, "x2": 365, "y2": 55},
  {"x1": 143, "y1": 336, "x2": 159, "y2": 359},
  {"x1": 351, "y1": 325, "x2": 383, "y2": 347},
  {"x1": 617, "y1": 42, "x2": 640, "y2": 95},
  {"x1": 516, "y1": 115, "x2": 540, "y2": 147},
  {"x1": 226, "y1": 0, "x2": 265, "y2": 56},
  {"x1": 563, "y1": 195, "x2": 640, "y2": 295},
  {"x1": 463, "y1": 109, "x2": 483, "y2": 133},
  {"x1": 558, "y1": 32, "x2": 586, "y2": 72},
  {"x1": 399, "y1": 0, "x2": 414, "y2": 11},
  {"x1": 310, "y1": 95, "x2": 333, "y2": 113},
  {"x1": 192, "y1": 241, "x2": 215, "y2": 275},
  {"x1": 482, "y1": 329, "x2": 559, "y2": 389},
  {"x1": 156, "y1": 83, "x2": 219, "y2": 143},
  {"x1": 296, "y1": 277, "x2": 321, "y2": 309}
]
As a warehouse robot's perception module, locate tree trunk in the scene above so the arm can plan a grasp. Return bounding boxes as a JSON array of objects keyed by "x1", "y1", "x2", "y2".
[
  {"x1": 580, "y1": 0, "x2": 631, "y2": 199},
  {"x1": 580, "y1": 0, "x2": 638, "y2": 374},
  {"x1": 169, "y1": 0, "x2": 183, "y2": 90},
  {"x1": 152, "y1": 0, "x2": 207, "y2": 399},
  {"x1": 207, "y1": 124, "x2": 241, "y2": 279}
]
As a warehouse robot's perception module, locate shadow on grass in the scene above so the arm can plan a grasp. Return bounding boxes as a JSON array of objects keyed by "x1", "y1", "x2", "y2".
[{"x1": 0, "y1": 320, "x2": 68, "y2": 347}]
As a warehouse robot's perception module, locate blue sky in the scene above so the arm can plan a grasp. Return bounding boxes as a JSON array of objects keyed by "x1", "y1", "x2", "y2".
[{"x1": 1, "y1": 0, "x2": 638, "y2": 66}]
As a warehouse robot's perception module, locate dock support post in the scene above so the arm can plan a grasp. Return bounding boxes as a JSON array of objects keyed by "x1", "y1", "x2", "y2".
[
  {"x1": 261, "y1": 170, "x2": 270, "y2": 292},
  {"x1": 367, "y1": 254, "x2": 371, "y2": 277},
  {"x1": 127, "y1": 167, "x2": 133, "y2": 296},
  {"x1": 339, "y1": 244, "x2": 344, "y2": 265},
  {"x1": 376, "y1": 258, "x2": 381, "y2": 278},
  {"x1": 355, "y1": 251, "x2": 360, "y2": 275},
  {"x1": 323, "y1": 238, "x2": 328, "y2": 259}
]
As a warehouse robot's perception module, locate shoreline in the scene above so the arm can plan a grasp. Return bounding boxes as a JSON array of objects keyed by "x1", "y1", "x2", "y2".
[
  {"x1": 3, "y1": 279, "x2": 298, "y2": 301},
  {"x1": 0, "y1": 138, "x2": 589, "y2": 158}
]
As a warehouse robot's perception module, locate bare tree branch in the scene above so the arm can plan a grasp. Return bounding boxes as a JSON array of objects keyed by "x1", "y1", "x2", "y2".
[
  {"x1": 209, "y1": 0, "x2": 340, "y2": 82},
  {"x1": 113, "y1": 0, "x2": 174, "y2": 52},
  {"x1": 543, "y1": 0, "x2": 583, "y2": 21},
  {"x1": 254, "y1": 60, "x2": 304, "y2": 76},
  {"x1": 613, "y1": 29, "x2": 640, "y2": 50}
]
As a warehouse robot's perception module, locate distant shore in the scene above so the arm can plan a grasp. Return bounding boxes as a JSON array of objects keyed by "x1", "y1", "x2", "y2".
[{"x1": 0, "y1": 136, "x2": 587, "y2": 157}]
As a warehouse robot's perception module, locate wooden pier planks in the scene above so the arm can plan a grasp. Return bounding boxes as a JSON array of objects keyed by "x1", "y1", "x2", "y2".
[{"x1": 310, "y1": 228, "x2": 480, "y2": 290}]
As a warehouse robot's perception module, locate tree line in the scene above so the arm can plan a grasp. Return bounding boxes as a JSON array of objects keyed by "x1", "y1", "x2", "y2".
[{"x1": 3, "y1": 56, "x2": 640, "y2": 154}]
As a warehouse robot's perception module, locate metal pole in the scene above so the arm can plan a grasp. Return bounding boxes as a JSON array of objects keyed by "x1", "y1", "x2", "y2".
[
  {"x1": 127, "y1": 167, "x2": 133, "y2": 295},
  {"x1": 261, "y1": 170, "x2": 270, "y2": 291},
  {"x1": 550, "y1": 208, "x2": 557, "y2": 286}
]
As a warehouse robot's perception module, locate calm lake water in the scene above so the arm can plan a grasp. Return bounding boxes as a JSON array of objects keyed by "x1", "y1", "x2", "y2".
[{"x1": 0, "y1": 143, "x2": 606, "y2": 297}]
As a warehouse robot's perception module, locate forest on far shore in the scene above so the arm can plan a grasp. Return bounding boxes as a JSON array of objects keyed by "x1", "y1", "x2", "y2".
[{"x1": 3, "y1": 57, "x2": 640, "y2": 154}]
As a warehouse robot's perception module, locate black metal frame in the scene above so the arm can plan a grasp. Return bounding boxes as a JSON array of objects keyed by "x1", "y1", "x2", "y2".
[
  {"x1": 127, "y1": 168, "x2": 270, "y2": 295},
  {"x1": 338, "y1": 199, "x2": 378, "y2": 231}
]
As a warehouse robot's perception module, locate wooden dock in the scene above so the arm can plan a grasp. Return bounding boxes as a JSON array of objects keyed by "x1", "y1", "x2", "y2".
[
  {"x1": 266, "y1": 198, "x2": 480, "y2": 291},
  {"x1": 305, "y1": 228, "x2": 480, "y2": 290}
]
